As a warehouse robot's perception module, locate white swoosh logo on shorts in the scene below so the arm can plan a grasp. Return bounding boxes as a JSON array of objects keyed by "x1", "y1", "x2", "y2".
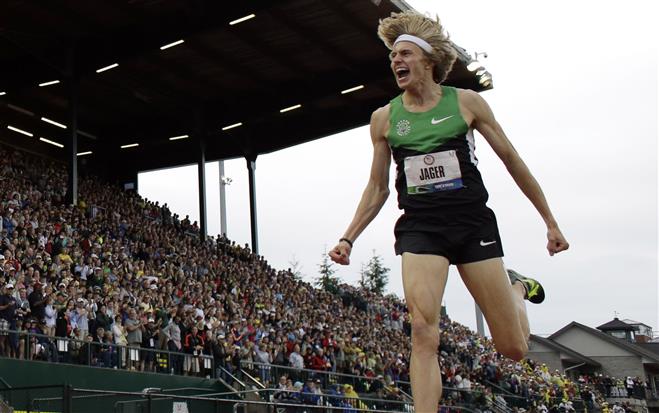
[
  {"x1": 431, "y1": 115, "x2": 454, "y2": 125},
  {"x1": 480, "y1": 240, "x2": 497, "y2": 247}
]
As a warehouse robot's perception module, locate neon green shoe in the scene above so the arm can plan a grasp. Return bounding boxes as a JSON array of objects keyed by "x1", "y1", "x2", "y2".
[{"x1": 507, "y1": 269, "x2": 545, "y2": 304}]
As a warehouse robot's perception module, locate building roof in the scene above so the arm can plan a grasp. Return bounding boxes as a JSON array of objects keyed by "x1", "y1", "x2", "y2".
[
  {"x1": 597, "y1": 318, "x2": 635, "y2": 331},
  {"x1": 529, "y1": 334, "x2": 601, "y2": 367},
  {"x1": 637, "y1": 343, "x2": 659, "y2": 357},
  {"x1": 550, "y1": 321, "x2": 659, "y2": 364},
  {"x1": 0, "y1": 0, "x2": 490, "y2": 181}
]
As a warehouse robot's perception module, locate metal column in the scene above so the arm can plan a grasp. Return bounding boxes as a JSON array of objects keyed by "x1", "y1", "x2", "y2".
[
  {"x1": 65, "y1": 76, "x2": 78, "y2": 206},
  {"x1": 218, "y1": 160, "x2": 228, "y2": 237},
  {"x1": 197, "y1": 137, "x2": 208, "y2": 241},
  {"x1": 475, "y1": 303, "x2": 485, "y2": 337},
  {"x1": 246, "y1": 156, "x2": 258, "y2": 255}
]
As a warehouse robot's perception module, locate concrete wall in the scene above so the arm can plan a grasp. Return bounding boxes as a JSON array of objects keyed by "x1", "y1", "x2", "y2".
[
  {"x1": 527, "y1": 339, "x2": 563, "y2": 372},
  {"x1": 552, "y1": 327, "x2": 649, "y2": 380},
  {"x1": 589, "y1": 356, "x2": 646, "y2": 380},
  {"x1": 553, "y1": 329, "x2": 634, "y2": 358}
]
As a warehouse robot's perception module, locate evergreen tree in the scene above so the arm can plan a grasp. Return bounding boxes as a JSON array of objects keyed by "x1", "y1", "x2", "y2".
[
  {"x1": 316, "y1": 250, "x2": 340, "y2": 294},
  {"x1": 358, "y1": 263, "x2": 369, "y2": 290},
  {"x1": 288, "y1": 255, "x2": 304, "y2": 281},
  {"x1": 361, "y1": 250, "x2": 390, "y2": 295}
]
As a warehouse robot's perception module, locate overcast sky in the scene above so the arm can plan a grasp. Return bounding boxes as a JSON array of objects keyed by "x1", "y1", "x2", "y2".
[{"x1": 138, "y1": 0, "x2": 658, "y2": 337}]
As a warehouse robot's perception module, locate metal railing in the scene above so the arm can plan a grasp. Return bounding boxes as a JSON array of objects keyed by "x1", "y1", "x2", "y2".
[
  {"x1": 0, "y1": 329, "x2": 218, "y2": 378},
  {"x1": 240, "y1": 361, "x2": 512, "y2": 412}
]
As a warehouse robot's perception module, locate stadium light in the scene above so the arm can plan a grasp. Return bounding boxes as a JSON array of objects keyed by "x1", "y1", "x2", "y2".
[
  {"x1": 7, "y1": 125, "x2": 33, "y2": 137},
  {"x1": 280, "y1": 104, "x2": 302, "y2": 113},
  {"x1": 222, "y1": 122, "x2": 243, "y2": 131},
  {"x1": 229, "y1": 14, "x2": 256, "y2": 25},
  {"x1": 41, "y1": 117, "x2": 67, "y2": 129},
  {"x1": 120, "y1": 143, "x2": 139, "y2": 149},
  {"x1": 341, "y1": 85, "x2": 364, "y2": 94},
  {"x1": 160, "y1": 40, "x2": 184, "y2": 50},
  {"x1": 77, "y1": 151, "x2": 93, "y2": 156},
  {"x1": 96, "y1": 63, "x2": 119, "y2": 73},
  {"x1": 476, "y1": 69, "x2": 486, "y2": 76},
  {"x1": 39, "y1": 80, "x2": 60, "y2": 87},
  {"x1": 0, "y1": 91, "x2": 6, "y2": 96},
  {"x1": 169, "y1": 134, "x2": 189, "y2": 141},
  {"x1": 467, "y1": 61, "x2": 482, "y2": 72},
  {"x1": 39, "y1": 137, "x2": 64, "y2": 148},
  {"x1": 479, "y1": 73, "x2": 492, "y2": 85}
]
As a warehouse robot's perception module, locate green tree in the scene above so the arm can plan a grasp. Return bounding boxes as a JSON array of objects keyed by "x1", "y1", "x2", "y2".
[
  {"x1": 288, "y1": 255, "x2": 304, "y2": 281},
  {"x1": 361, "y1": 250, "x2": 390, "y2": 295},
  {"x1": 316, "y1": 250, "x2": 340, "y2": 294}
]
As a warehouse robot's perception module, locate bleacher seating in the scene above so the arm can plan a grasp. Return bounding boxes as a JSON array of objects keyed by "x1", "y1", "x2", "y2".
[{"x1": 0, "y1": 144, "x2": 613, "y2": 412}]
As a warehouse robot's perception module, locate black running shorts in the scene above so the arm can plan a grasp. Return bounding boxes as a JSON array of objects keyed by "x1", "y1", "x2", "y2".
[{"x1": 394, "y1": 206, "x2": 504, "y2": 264}]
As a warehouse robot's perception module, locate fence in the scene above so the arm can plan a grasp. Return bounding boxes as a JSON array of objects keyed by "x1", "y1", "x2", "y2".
[
  {"x1": 240, "y1": 361, "x2": 504, "y2": 412},
  {"x1": 0, "y1": 329, "x2": 217, "y2": 378},
  {"x1": 0, "y1": 385, "x2": 432, "y2": 413}
]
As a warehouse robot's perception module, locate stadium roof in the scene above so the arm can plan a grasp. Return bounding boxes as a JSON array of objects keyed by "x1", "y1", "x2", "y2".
[{"x1": 0, "y1": 0, "x2": 491, "y2": 181}]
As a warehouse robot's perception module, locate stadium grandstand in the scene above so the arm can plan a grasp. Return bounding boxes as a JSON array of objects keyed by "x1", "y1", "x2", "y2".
[
  {"x1": 0, "y1": 1, "x2": 654, "y2": 413},
  {"x1": 0, "y1": 144, "x2": 647, "y2": 412}
]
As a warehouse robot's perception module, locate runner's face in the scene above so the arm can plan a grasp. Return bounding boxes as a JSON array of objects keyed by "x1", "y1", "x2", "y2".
[{"x1": 390, "y1": 42, "x2": 429, "y2": 89}]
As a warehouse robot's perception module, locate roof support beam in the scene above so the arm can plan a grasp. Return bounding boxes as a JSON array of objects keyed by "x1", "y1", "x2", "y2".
[
  {"x1": 196, "y1": 112, "x2": 208, "y2": 241},
  {"x1": 64, "y1": 48, "x2": 79, "y2": 206},
  {"x1": 246, "y1": 154, "x2": 259, "y2": 255}
]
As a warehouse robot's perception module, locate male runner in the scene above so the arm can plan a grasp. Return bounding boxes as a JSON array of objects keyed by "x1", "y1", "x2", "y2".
[{"x1": 329, "y1": 11, "x2": 569, "y2": 412}]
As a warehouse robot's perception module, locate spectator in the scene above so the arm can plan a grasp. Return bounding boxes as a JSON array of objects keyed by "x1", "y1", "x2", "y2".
[
  {"x1": 0, "y1": 283, "x2": 17, "y2": 357},
  {"x1": 0, "y1": 144, "x2": 605, "y2": 411},
  {"x1": 28, "y1": 282, "x2": 45, "y2": 322},
  {"x1": 183, "y1": 325, "x2": 204, "y2": 376}
]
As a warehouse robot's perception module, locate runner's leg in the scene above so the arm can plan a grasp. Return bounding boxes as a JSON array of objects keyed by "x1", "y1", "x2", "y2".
[
  {"x1": 457, "y1": 258, "x2": 529, "y2": 360},
  {"x1": 402, "y1": 252, "x2": 449, "y2": 412}
]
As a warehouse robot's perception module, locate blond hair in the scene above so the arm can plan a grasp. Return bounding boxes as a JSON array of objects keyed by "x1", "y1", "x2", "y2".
[{"x1": 377, "y1": 11, "x2": 457, "y2": 84}]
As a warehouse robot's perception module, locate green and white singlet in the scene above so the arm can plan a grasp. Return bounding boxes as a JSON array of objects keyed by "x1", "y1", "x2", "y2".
[{"x1": 387, "y1": 85, "x2": 489, "y2": 212}]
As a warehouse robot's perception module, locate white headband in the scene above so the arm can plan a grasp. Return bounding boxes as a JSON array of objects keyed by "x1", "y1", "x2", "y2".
[{"x1": 393, "y1": 34, "x2": 433, "y2": 53}]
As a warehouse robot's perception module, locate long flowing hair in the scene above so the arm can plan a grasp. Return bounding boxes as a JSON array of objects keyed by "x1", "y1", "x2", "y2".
[{"x1": 377, "y1": 11, "x2": 457, "y2": 84}]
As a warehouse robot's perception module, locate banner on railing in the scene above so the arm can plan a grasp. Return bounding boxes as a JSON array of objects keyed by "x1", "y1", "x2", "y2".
[{"x1": 172, "y1": 401, "x2": 189, "y2": 413}]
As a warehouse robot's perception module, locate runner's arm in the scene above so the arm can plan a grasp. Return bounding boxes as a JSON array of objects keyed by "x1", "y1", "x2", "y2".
[
  {"x1": 463, "y1": 90, "x2": 569, "y2": 255},
  {"x1": 329, "y1": 107, "x2": 391, "y2": 264}
]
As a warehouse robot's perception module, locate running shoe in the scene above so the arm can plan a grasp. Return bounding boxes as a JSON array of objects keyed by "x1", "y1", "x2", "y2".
[{"x1": 507, "y1": 269, "x2": 545, "y2": 304}]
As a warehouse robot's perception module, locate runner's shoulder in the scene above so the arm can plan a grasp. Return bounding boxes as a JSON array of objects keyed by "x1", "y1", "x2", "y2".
[
  {"x1": 371, "y1": 104, "x2": 391, "y2": 127},
  {"x1": 455, "y1": 87, "x2": 482, "y2": 105},
  {"x1": 371, "y1": 104, "x2": 390, "y2": 139}
]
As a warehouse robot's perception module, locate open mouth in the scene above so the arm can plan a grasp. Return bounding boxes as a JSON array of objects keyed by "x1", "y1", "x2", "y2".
[{"x1": 395, "y1": 67, "x2": 410, "y2": 81}]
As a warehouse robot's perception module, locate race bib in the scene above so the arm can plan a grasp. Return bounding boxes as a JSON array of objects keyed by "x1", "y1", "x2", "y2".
[{"x1": 404, "y1": 150, "x2": 463, "y2": 194}]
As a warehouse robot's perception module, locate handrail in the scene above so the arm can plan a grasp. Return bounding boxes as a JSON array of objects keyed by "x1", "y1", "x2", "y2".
[
  {"x1": 485, "y1": 380, "x2": 516, "y2": 396},
  {"x1": 240, "y1": 368, "x2": 266, "y2": 390},
  {"x1": 71, "y1": 387, "x2": 417, "y2": 413},
  {"x1": 0, "y1": 378, "x2": 11, "y2": 390},
  {"x1": 218, "y1": 365, "x2": 246, "y2": 390},
  {"x1": 0, "y1": 328, "x2": 216, "y2": 378},
  {"x1": 27, "y1": 385, "x2": 482, "y2": 413},
  {"x1": 243, "y1": 360, "x2": 488, "y2": 400},
  {"x1": 77, "y1": 387, "x2": 478, "y2": 413}
]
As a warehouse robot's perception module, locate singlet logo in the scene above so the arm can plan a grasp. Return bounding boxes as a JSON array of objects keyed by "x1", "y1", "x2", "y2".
[
  {"x1": 396, "y1": 119, "x2": 411, "y2": 136},
  {"x1": 423, "y1": 155, "x2": 434, "y2": 165}
]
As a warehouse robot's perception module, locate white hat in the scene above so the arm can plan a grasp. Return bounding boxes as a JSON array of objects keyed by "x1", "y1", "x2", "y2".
[{"x1": 5, "y1": 283, "x2": 14, "y2": 289}]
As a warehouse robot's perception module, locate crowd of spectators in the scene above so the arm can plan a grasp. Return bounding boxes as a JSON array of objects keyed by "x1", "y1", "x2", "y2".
[{"x1": 0, "y1": 144, "x2": 645, "y2": 412}]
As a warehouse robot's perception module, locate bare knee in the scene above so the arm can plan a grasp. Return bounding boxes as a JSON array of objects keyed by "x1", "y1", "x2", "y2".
[
  {"x1": 410, "y1": 315, "x2": 439, "y2": 355},
  {"x1": 496, "y1": 338, "x2": 528, "y2": 361}
]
